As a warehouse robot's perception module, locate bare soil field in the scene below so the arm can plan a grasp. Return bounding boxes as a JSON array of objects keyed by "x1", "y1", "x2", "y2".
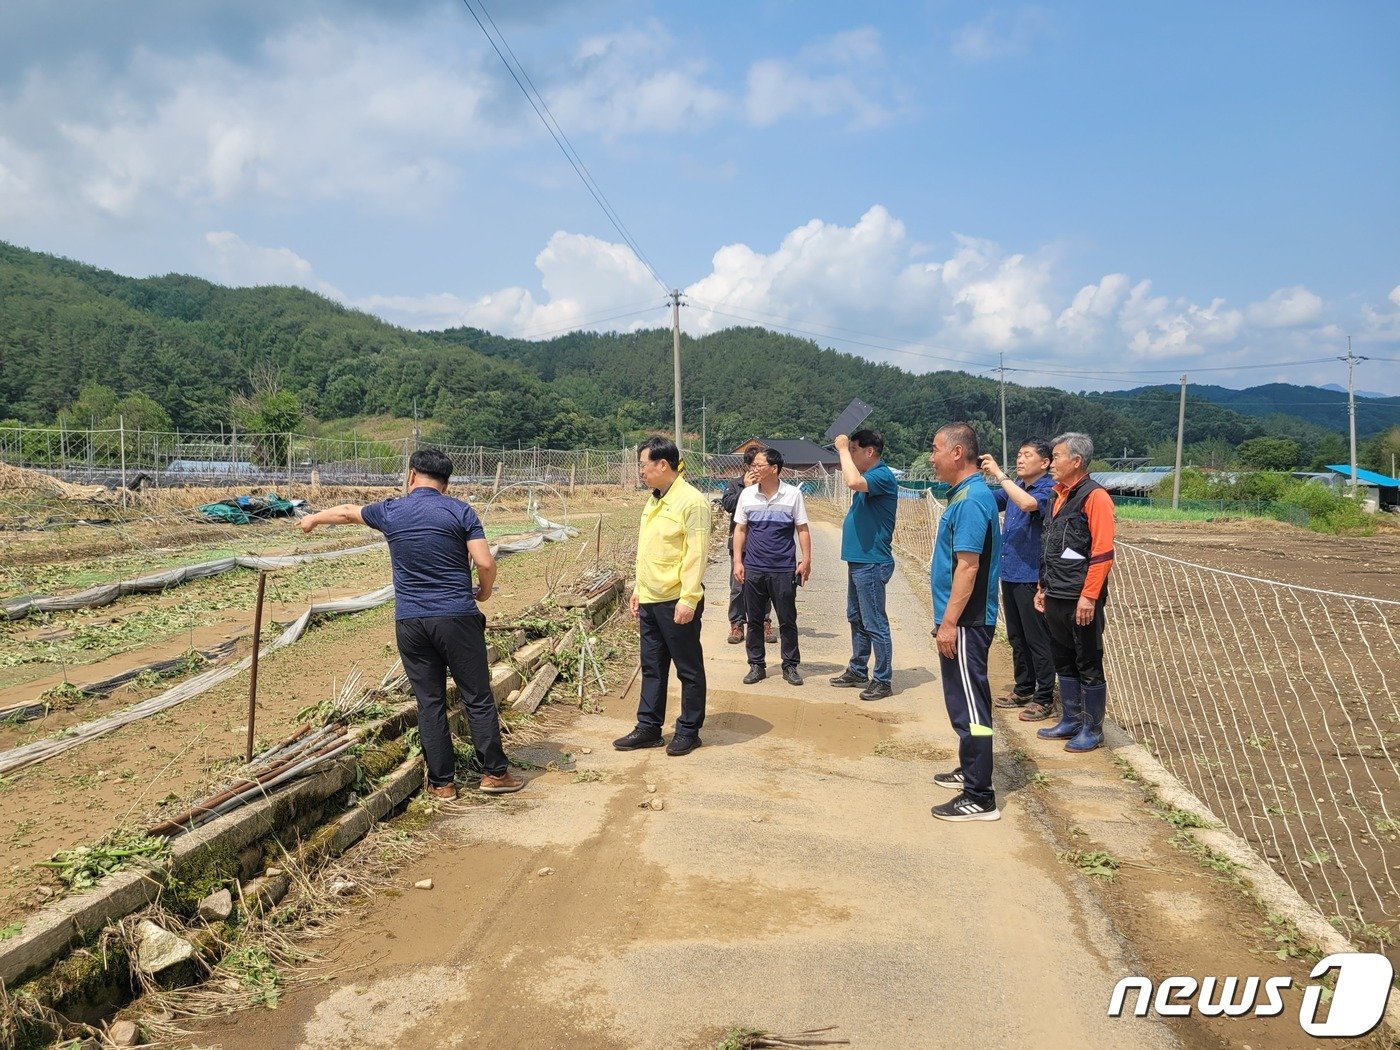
[
  {"x1": 1117, "y1": 516, "x2": 1400, "y2": 599},
  {"x1": 1109, "y1": 516, "x2": 1400, "y2": 959}
]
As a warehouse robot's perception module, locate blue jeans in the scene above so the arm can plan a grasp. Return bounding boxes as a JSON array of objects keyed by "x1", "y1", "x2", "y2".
[{"x1": 846, "y1": 561, "x2": 895, "y2": 684}]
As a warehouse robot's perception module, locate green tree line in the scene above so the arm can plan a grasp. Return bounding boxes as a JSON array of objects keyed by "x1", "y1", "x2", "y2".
[{"x1": 2, "y1": 240, "x2": 1395, "y2": 472}]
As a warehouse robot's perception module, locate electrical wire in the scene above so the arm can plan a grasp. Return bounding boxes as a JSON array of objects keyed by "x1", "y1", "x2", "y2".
[
  {"x1": 458, "y1": 0, "x2": 670, "y2": 294},
  {"x1": 685, "y1": 295, "x2": 1002, "y2": 369},
  {"x1": 688, "y1": 300, "x2": 993, "y2": 370},
  {"x1": 512, "y1": 305, "x2": 664, "y2": 340},
  {"x1": 685, "y1": 295, "x2": 1364, "y2": 386}
]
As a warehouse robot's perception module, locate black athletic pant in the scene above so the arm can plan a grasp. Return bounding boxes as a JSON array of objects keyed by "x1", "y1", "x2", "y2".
[
  {"x1": 938, "y1": 624, "x2": 996, "y2": 807},
  {"x1": 1002, "y1": 580, "x2": 1055, "y2": 702},
  {"x1": 744, "y1": 571, "x2": 799, "y2": 670},
  {"x1": 1042, "y1": 595, "x2": 1107, "y2": 687},
  {"x1": 396, "y1": 614, "x2": 509, "y2": 785},
  {"x1": 637, "y1": 598, "x2": 707, "y2": 737}
]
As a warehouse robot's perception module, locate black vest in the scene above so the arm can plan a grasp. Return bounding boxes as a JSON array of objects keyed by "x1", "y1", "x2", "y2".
[{"x1": 1040, "y1": 476, "x2": 1110, "y2": 600}]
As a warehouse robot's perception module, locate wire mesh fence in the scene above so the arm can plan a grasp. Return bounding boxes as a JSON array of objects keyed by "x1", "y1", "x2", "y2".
[
  {"x1": 0, "y1": 426, "x2": 860, "y2": 492},
  {"x1": 1106, "y1": 544, "x2": 1400, "y2": 952},
  {"x1": 0, "y1": 426, "x2": 654, "y2": 489}
]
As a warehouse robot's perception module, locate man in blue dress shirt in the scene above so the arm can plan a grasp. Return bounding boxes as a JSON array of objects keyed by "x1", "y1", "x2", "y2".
[{"x1": 979, "y1": 440, "x2": 1057, "y2": 722}]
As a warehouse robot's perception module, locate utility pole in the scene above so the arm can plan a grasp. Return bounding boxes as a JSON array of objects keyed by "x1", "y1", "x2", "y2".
[
  {"x1": 1172, "y1": 373, "x2": 1187, "y2": 510},
  {"x1": 998, "y1": 353, "x2": 1008, "y2": 466},
  {"x1": 671, "y1": 289, "x2": 684, "y2": 454},
  {"x1": 1339, "y1": 337, "x2": 1367, "y2": 494},
  {"x1": 701, "y1": 398, "x2": 707, "y2": 462}
]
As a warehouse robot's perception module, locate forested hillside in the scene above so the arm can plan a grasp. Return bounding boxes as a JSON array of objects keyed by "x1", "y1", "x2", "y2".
[{"x1": 2, "y1": 240, "x2": 1394, "y2": 471}]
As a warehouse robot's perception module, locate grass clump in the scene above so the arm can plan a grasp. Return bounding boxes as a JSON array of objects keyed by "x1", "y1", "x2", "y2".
[{"x1": 1060, "y1": 849, "x2": 1121, "y2": 880}]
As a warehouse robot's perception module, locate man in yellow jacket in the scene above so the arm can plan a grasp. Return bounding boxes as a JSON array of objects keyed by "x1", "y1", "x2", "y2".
[{"x1": 615, "y1": 435, "x2": 712, "y2": 756}]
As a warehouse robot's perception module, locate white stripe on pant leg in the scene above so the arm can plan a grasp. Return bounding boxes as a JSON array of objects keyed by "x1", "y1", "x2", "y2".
[{"x1": 958, "y1": 626, "x2": 978, "y2": 730}]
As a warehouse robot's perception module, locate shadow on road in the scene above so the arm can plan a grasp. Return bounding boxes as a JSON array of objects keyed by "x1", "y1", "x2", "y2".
[{"x1": 701, "y1": 710, "x2": 774, "y2": 746}]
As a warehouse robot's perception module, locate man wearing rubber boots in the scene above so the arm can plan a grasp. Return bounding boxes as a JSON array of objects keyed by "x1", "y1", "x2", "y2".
[{"x1": 1035, "y1": 432, "x2": 1115, "y2": 753}]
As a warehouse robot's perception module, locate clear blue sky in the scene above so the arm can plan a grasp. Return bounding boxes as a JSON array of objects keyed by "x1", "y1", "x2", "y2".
[{"x1": 1, "y1": 1, "x2": 1396, "y2": 393}]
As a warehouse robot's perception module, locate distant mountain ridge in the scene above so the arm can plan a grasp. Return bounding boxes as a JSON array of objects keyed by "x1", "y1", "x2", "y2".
[
  {"x1": 1104, "y1": 382, "x2": 1399, "y2": 437},
  {"x1": 1319, "y1": 382, "x2": 1392, "y2": 400},
  {"x1": 1, "y1": 239, "x2": 1395, "y2": 472}
]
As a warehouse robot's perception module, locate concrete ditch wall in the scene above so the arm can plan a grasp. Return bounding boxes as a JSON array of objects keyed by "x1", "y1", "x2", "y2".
[{"x1": 0, "y1": 579, "x2": 624, "y2": 1023}]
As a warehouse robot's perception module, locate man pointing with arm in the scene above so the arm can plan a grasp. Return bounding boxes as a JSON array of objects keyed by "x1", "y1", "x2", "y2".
[{"x1": 298, "y1": 448, "x2": 521, "y2": 799}]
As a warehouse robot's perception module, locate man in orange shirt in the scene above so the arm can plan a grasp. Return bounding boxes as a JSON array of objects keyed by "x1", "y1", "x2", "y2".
[{"x1": 1034, "y1": 432, "x2": 1115, "y2": 753}]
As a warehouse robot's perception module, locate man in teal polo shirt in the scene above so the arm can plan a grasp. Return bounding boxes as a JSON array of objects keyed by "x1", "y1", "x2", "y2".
[
  {"x1": 830, "y1": 428, "x2": 899, "y2": 701},
  {"x1": 927, "y1": 422, "x2": 1002, "y2": 821}
]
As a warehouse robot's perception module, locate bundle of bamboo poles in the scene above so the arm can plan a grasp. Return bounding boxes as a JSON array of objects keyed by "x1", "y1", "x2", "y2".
[
  {"x1": 146, "y1": 722, "x2": 356, "y2": 838},
  {"x1": 146, "y1": 672, "x2": 381, "y2": 839}
]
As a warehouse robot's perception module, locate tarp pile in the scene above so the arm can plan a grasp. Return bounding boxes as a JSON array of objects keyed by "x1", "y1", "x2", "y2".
[{"x1": 198, "y1": 492, "x2": 304, "y2": 525}]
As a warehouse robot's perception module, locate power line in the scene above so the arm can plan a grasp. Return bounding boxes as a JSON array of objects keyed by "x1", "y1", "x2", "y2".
[
  {"x1": 512, "y1": 304, "x2": 663, "y2": 339},
  {"x1": 687, "y1": 299, "x2": 995, "y2": 370},
  {"x1": 686, "y1": 295, "x2": 1002, "y2": 369},
  {"x1": 458, "y1": 0, "x2": 669, "y2": 293},
  {"x1": 1004, "y1": 356, "x2": 1342, "y2": 380},
  {"x1": 686, "y1": 296, "x2": 1355, "y2": 385}
]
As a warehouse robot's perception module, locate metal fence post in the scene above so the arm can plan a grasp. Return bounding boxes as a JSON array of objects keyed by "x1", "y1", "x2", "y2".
[{"x1": 119, "y1": 415, "x2": 127, "y2": 506}]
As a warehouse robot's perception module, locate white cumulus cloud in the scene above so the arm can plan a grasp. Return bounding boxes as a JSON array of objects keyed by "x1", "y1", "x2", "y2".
[
  {"x1": 1245, "y1": 285, "x2": 1324, "y2": 328},
  {"x1": 546, "y1": 23, "x2": 730, "y2": 137},
  {"x1": 203, "y1": 231, "x2": 343, "y2": 298},
  {"x1": 745, "y1": 28, "x2": 896, "y2": 130},
  {"x1": 356, "y1": 230, "x2": 664, "y2": 333}
]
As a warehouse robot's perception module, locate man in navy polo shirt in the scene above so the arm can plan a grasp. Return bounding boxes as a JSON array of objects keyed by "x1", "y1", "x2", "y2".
[
  {"x1": 927, "y1": 422, "x2": 1002, "y2": 822},
  {"x1": 732, "y1": 447, "x2": 812, "y2": 686},
  {"x1": 298, "y1": 448, "x2": 523, "y2": 799},
  {"x1": 979, "y1": 439, "x2": 1057, "y2": 722},
  {"x1": 830, "y1": 428, "x2": 899, "y2": 701}
]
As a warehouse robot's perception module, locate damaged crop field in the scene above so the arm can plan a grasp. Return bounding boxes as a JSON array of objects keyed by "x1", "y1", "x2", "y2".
[{"x1": 0, "y1": 466, "x2": 647, "y2": 1046}]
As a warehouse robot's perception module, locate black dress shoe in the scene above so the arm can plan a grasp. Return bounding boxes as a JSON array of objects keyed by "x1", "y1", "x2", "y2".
[
  {"x1": 666, "y1": 734, "x2": 701, "y2": 756},
  {"x1": 743, "y1": 666, "x2": 766, "y2": 684},
  {"x1": 829, "y1": 669, "x2": 869, "y2": 687},
  {"x1": 782, "y1": 666, "x2": 803, "y2": 686},
  {"x1": 613, "y1": 726, "x2": 664, "y2": 751},
  {"x1": 859, "y1": 680, "x2": 893, "y2": 701}
]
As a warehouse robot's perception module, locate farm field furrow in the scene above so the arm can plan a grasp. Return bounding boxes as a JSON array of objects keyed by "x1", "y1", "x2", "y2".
[{"x1": 0, "y1": 489, "x2": 643, "y2": 933}]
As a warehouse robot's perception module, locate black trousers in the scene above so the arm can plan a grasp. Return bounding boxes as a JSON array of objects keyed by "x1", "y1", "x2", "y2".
[
  {"x1": 744, "y1": 571, "x2": 800, "y2": 670},
  {"x1": 1002, "y1": 581, "x2": 1055, "y2": 702},
  {"x1": 728, "y1": 536, "x2": 771, "y2": 625},
  {"x1": 1043, "y1": 595, "x2": 1108, "y2": 687},
  {"x1": 637, "y1": 598, "x2": 707, "y2": 736},
  {"x1": 396, "y1": 614, "x2": 509, "y2": 784}
]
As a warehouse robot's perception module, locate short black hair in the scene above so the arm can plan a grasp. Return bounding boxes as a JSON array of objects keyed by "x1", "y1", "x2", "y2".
[
  {"x1": 1020, "y1": 438, "x2": 1053, "y2": 461},
  {"x1": 409, "y1": 448, "x2": 453, "y2": 483},
  {"x1": 758, "y1": 447, "x2": 784, "y2": 472},
  {"x1": 637, "y1": 435, "x2": 680, "y2": 470},
  {"x1": 849, "y1": 428, "x2": 884, "y2": 454},
  {"x1": 936, "y1": 422, "x2": 979, "y2": 462},
  {"x1": 742, "y1": 446, "x2": 761, "y2": 466}
]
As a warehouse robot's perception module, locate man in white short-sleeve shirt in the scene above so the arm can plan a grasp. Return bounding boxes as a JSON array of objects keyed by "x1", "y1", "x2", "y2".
[{"x1": 732, "y1": 447, "x2": 812, "y2": 686}]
